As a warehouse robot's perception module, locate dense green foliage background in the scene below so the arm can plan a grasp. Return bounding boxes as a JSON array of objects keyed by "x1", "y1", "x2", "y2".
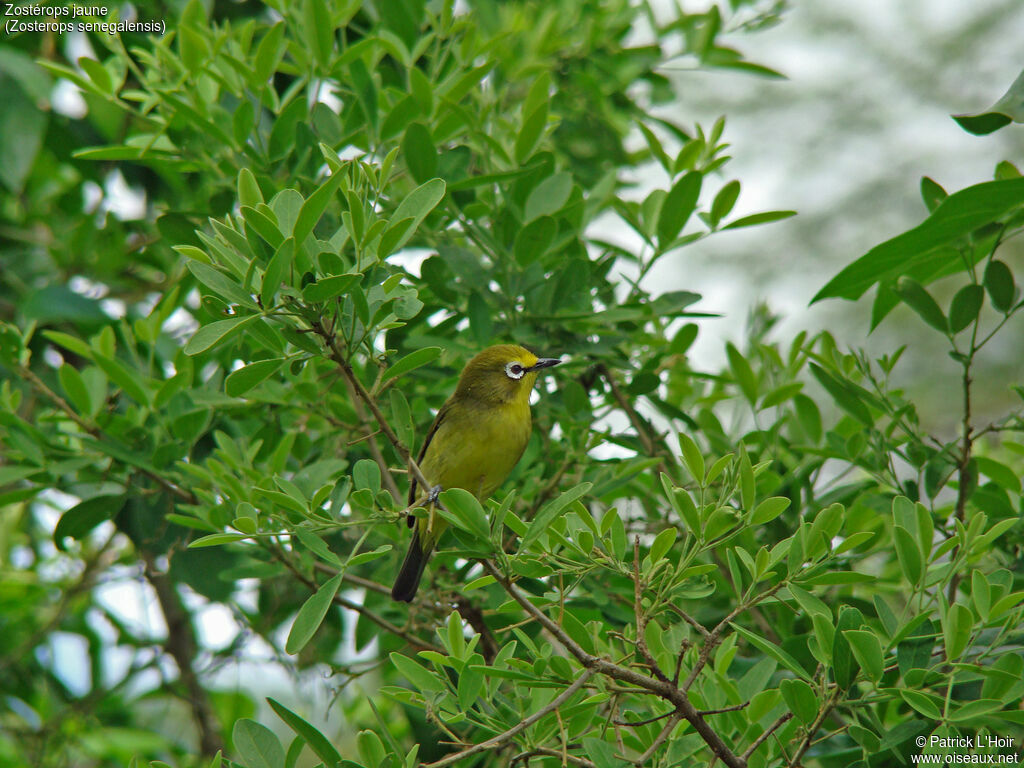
[{"x1": 1, "y1": 2, "x2": 1023, "y2": 767}]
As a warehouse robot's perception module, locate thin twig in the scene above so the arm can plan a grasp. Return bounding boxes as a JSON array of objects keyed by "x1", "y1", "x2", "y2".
[
  {"x1": 18, "y1": 363, "x2": 198, "y2": 504},
  {"x1": 311, "y1": 320, "x2": 432, "y2": 493},
  {"x1": 614, "y1": 709, "x2": 677, "y2": 727},
  {"x1": 421, "y1": 669, "x2": 597, "y2": 768},
  {"x1": 788, "y1": 690, "x2": 839, "y2": 767},
  {"x1": 698, "y1": 702, "x2": 748, "y2": 716},
  {"x1": 340, "y1": 373, "x2": 402, "y2": 502},
  {"x1": 682, "y1": 584, "x2": 784, "y2": 692},
  {"x1": 140, "y1": 548, "x2": 223, "y2": 756},
  {"x1": 634, "y1": 712, "x2": 683, "y2": 766},
  {"x1": 273, "y1": 547, "x2": 443, "y2": 653},
  {"x1": 482, "y1": 560, "x2": 748, "y2": 768},
  {"x1": 598, "y1": 364, "x2": 672, "y2": 476},
  {"x1": 510, "y1": 747, "x2": 597, "y2": 768},
  {"x1": 633, "y1": 536, "x2": 670, "y2": 683},
  {"x1": 741, "y1": 713, "x2": 794, "y2": 760}
]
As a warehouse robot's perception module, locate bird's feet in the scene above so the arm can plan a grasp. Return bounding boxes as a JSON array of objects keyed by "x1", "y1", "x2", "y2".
[{"x1": 428, "y1": 485, "x2": 444, "y2": 507}]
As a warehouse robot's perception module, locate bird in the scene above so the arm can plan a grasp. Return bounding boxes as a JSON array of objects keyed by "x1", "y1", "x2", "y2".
[{"x1": 391, "y1": 344, "x2": 562, "y2": 602}]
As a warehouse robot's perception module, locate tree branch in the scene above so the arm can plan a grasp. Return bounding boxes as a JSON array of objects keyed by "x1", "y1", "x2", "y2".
[
  {"x1": 634, "y1": 712, "x2": 683, "y2": 766},
  {"x1": 741, "y1": 712, "x2": 793, "y2": 760},
  {"x1": 273, "y1": 546, "x2": 444, "y2": 654},
  {"x1": 140, "y1": 549, "x2": 223, "y2": 756},
  {"x1": 18, "y1": 363, "x2": 197, "y2": 504},
  {"x1": 482, "y1": 560, "x2": 748, "y2": 768},
  {"x1": 422, "y1": 668, "x2": 597, "y2": 768},
  {"x1": 310, "y1": 320, "x2": 432, "y2": 494}
]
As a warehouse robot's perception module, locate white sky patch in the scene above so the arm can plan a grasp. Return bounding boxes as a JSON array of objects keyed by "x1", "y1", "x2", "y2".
[
  {"x1": 39, "y1": 632, "x2": 92, "y2": 697},
  {"x1": 95, "y1": 570, "x2": 168, "y2": 640},
  {"x1": 388, "y1": 247, "x2": 433, "y2": 278},
  {"x1": 101, "y1": 170, "x2": 147, "y2": 221},
  {"x1": 52, "y1": 79, "x2": 87, "y2": 118}
]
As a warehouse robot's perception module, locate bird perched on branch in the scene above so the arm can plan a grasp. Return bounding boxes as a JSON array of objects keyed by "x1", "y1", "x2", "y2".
[{"x1": 391, "y1": 344, "x2": 562, "y2": 602}]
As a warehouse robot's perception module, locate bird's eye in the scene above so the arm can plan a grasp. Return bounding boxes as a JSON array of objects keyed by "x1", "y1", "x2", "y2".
[{"x1": 505, "y1": 362, "x2": 525, "y2": 380}]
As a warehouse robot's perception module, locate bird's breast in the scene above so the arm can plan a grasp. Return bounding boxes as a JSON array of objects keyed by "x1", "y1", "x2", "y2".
[{"x1": 421, "y1": 400, "x2": 532, "y2": 501}]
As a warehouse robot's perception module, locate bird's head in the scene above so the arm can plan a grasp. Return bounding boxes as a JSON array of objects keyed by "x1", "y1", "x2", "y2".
[{"x1": 455, "y1": 344, "x2": 562, "y2": 405}]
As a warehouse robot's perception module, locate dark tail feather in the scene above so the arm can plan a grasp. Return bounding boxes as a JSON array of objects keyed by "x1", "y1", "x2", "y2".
[{"x1": 392, "y1": 528, "x2": 433, "y2": 602}]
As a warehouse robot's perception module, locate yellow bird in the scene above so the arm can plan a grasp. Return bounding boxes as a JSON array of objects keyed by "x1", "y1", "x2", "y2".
[{"x1": 391, "y1": 344, "x2": 562, "y2": 602}]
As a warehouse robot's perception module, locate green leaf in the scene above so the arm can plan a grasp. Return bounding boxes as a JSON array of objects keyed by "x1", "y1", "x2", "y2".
[
  {"x1": 267, "y1": 698, "x2": 343, "y2": 768},
  {"x1": 240, "y1": 205, "x2": 285, "y2": 249},
  {"x1": 582, "y1": 737, "x2": 629, "y2": 768},
  {"x1": 946, "y1": 699, "x2": 1007, "y2": 722},
  {"x1": 649, "y1": 527, "x2": 677, "y2": 562},
  {"x1": 726, "y1": 342, "x2": 757, "y2": 404},
  {"x1": 377, "y1": 217, "x2": 416, "y2": 259},
  {"x1": 285, "y1": 573, "x2": 341, "y2": 654},
  {"x1": 188, "y1": 533, "x2": 249, "y2": 548},
  {"x1": 943, "y1": 603, "x2": 972, "y2": 660},
  {"x1": 524, "y1": 172, "x2": 572, "y2": 223},
  {"x1": 59, "y1": 363, "x2": 93, "y2": 416},
  {"x1": 521, "y1": 483, "x2": 592, "y2": 551},
  {"x1": 786, "y1": 585, "x2": 830, "y2": 621},
  {"x1": 353, "y1": 459, "x2": 381, "y2": 494},
  {"x1": 186, "y1": 261, "x2": 256, "y2": 307},
  {"x1": 983, "y1": 259, "x2": 1015, "y2": 312},
  {"x1": 178, "y1": 26, "x2": 210, "y2": 73},
  {"x1": 751, "y1": 496, "x2": 790, "y2": 525},
  {"x1": 514, "y1": 215, "x2": 557, "y2": 265},
  {"x1": 948, "y1": 284, "x2": 984, "y2": 333},
  {"x1": 391, "y1": 179, "x2": 446, "y2": 241},
  {"x1": 920, "y1": 176, "x2": 947, "y2": 212},
  {"x1": 760, "y1": 381, "x2": 803, "y2": 409},
  {"x1": 780, "y1": 678, "x2": 818, "y2": 725},
  {"x1": 833, "y1": 606, "x2": 863, "y2": 689},
  {"x1": 78, "y1": 57, "x2": 112, "y2": 94},
  {"x1": 92, "y1": 353, "x2": 151, "y2": 406},
  {"x1": 303, "y1": 0, "x2": 333, "y2": 67},
  {"x1": 515, "y1": 102, "x2": 548, "y2": 164},
  {"x1": 301, "y1": 274, "x2": 360, "y2": 303},
  {"x1": 42, "y1": 330, "x2": 93, "y2": 360},
  {"x1": 721, "y1": 210, "x2": 796, "y2": 229},
  {"x1": 813, "y1": 178, "x2": 1024, "y2": 303},
  {"x1": 184, "y1": 315, "x2": 256, "y2": 355},
  {"x1": 731, "y1": 623, "x2": 811, "y2": 680},
  {"x1": 54, "y1": 495, "x2": 126, "y2": 550},
  {"x1": 261, "y1": 238, "x2": 294, "y2": 307},
  {"x1": 808, "y1": 363, "x2": 874, "y2": 427},
  {"x1": 225, "y1": 359, "x2": 284, "y2": 397},
  {"x1": 657, "y1": 172, "x2": 701, "y2": 248},
  {"x1": 409, "y1": 67, "x2": 433, "y2": 115},
  {"x1": 437, "y1": 488, "x2": 490, "y2": 542},
  {"x1": 894, "y1": 277, "x2": 948, "y2": 333},
  {"x1": 898, "y1": 689, "x2": 942, "y2": 720},
  {"x1": 953, "y1": 69, "x2": 1024, "y2": 135},
  {"x1": 233, "y1": 719, "x2": 285, "y2": 768},
  {"x1": 678, "y1": 434, "x2": 705, "y2": 484},
  {"x1": 402, "y1": 122, "x2": 437, "y2": 184},
  {"x1": 843, "y1": 630, "x2": 884, "y2": 683},
  {"x1": 390, "y1": 652, "x2": 443, "y2": 692},
  {"x1": 238, "y1": 167, "x2": 263, "y2": 207},
  {"x1": 294, "y1": 169, "x2": 347, "y2": 245},
  {"x1": 380, "y1": 346, "x2": 441, "y2": 385},
  {"x1": 710, "y1": 179, "x2": 740, "y2": 226},
  {"x1": 893, "y1": 525, "x2": 922, "y2": 585},
  {"x1": 348, "y1": 57, "x2": 377, "y2": 135}
]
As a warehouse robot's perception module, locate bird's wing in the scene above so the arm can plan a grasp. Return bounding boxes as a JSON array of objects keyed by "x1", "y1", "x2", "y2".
[{"x1": 407, "y1": 398, "x2": 453, "y2": 511}]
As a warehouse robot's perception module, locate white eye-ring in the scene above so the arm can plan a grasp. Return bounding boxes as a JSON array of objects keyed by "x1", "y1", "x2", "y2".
[{"x1": 505, "y1": 362, "x2": 526, "y2": 380}]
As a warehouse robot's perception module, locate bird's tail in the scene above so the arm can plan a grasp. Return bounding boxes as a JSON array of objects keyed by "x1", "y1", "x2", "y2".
[{"x1": 391, "y1": 526, "x2": 434, "y2": 602}]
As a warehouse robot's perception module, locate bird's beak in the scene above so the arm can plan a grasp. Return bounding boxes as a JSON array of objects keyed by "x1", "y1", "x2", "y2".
[{"x1": 527, "y1": 357, "x2": 562, "y2": 371}]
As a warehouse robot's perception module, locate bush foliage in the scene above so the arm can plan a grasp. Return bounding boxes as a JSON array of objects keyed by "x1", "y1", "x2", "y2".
[{"x1": 1, "y1": 2, "x2": 1023, "y2": 768}]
